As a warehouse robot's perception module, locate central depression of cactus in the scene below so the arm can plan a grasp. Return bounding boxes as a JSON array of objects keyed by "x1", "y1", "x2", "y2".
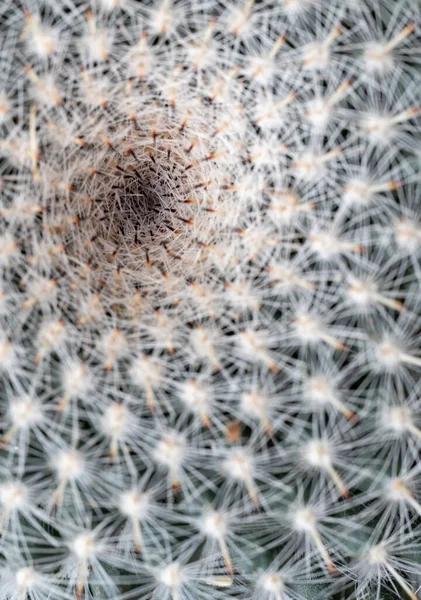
[
  {"x1": 0, "y1": 2, "x2": 421, "y2": 600},
  {"x1": 33, "y1": 69, "x2": 244, "y2": 324}
]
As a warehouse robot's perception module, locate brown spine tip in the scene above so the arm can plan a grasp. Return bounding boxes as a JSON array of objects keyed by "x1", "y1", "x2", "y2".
[
  {"x1": 336, "y1": 341, "x2": 349, "y2": 352},
  {"x1": 327, "y1": 562, "x2": 338, "y2": 576},
  {"x1": 226, "y1": 422, "x2": 241, "y2": 443},
  {"x1": 202, "y1": 415, "x2": 211, "y2": 429},
  {"x1": 348, "y1": 411, "x2": 360, "y2": 426}
]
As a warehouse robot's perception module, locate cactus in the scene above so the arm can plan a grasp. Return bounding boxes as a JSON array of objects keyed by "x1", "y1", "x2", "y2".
[{"x1": 0, "y1": 1, "x2": 421, "y2": 599}]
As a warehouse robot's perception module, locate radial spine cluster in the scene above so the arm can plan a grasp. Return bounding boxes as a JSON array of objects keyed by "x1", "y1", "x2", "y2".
[{"x1": 1, "y1": 1, "x2": 421, "y2": 599}]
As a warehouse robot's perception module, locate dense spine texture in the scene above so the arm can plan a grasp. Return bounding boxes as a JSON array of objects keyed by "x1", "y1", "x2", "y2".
[{"x1": 0, "y1": 0, "x2": 421, "y2": 598}]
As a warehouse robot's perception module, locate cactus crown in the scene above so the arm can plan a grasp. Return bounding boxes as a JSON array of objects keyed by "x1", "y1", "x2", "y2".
[{"x1": 0, "y1": 1, "x2": 421, "y2": 599}]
